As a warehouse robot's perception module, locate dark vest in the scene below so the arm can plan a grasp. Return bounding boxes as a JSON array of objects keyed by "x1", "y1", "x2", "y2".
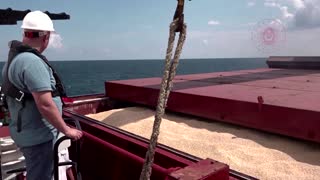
[
  {"x1": 1, "y1": 40, "x2": 67, "y2": 132},
  {"x1": 2, "y1": 40, "x2": 66, "y2": 101}
]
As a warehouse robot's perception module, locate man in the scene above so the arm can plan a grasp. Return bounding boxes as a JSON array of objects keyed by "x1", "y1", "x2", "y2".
[{"x1": 2, "y1": 10, "x2": 82, "y2": 180}]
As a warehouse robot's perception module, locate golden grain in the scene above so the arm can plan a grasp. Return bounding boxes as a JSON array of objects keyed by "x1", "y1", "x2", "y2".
[{"x1": 86, "y1": 107, "x2": 320, "y2": 180}]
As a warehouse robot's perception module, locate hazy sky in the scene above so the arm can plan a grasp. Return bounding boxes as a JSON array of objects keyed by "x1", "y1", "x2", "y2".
[{"x1": 1, "y1": 0, "x2": 320, "y2": 60}]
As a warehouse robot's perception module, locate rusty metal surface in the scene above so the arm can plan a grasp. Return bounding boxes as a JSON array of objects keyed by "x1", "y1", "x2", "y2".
[{"x1": 105, "y1": 68, "x2": 320, "y2": 143}]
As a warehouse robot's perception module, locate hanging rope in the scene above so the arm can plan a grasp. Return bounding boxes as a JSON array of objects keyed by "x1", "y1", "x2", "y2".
[{"x1": 139, "y1": 1, "x2": 187, "y2": 179}]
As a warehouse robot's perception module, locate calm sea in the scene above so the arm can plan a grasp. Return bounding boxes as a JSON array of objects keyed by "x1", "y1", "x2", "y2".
[{"x1": 0, "y1": 58, "x2": 267, "y2": 96}]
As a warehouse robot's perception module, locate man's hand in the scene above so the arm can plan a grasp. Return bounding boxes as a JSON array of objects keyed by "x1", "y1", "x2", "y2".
[
  {"x1": 65, "y1": 127, "x2": 83, "y2": 140},
  {"x1": 32, "y1": 91, "x2": 83, "y2": 140}
]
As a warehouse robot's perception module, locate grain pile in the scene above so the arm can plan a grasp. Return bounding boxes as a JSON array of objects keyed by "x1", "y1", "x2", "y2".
[{"x1": 86, "y1": 107, "x2": 320, "y2": 180}]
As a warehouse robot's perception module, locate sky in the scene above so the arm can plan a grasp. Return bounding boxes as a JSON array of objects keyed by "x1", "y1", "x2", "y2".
[{"x1": 1, "y1": 0, "x2": 320, "y2": 61}]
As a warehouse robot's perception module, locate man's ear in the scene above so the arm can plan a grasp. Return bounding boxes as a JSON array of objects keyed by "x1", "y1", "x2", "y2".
[
  {"x1": 43, "y1": 33, "x2": 50, "y2": 42},
  {"x1": 42, "y1": 35, "x2": 47, "y2": 43}
]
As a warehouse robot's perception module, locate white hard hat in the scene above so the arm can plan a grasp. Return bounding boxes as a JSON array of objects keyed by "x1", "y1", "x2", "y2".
[{"x1": 21, "y1": 10, "x2": 55, "y2": 32}]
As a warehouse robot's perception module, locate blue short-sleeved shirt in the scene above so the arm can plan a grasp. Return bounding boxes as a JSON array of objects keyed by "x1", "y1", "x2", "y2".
[{"x1": 2, "y1": 52, "x2": 62, "y2": 147}]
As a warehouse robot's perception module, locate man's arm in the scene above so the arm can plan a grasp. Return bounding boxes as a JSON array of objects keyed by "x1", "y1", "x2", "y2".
[
  {"x1": 32, "y1": 91, "x2": 82, "y2": 140},
  {"x1": 12, "y1": 52, "x2": 82, "y2": 140}
]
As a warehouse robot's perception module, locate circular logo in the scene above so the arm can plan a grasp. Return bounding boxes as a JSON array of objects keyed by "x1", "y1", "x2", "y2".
[{"x1": 251, "y1": 19, "x2": 286, "y2": 54}]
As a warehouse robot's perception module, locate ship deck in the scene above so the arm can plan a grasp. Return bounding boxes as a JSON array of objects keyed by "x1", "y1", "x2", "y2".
[{"x1": 105, "y1": 68, "x2": 320, "y2": 143}]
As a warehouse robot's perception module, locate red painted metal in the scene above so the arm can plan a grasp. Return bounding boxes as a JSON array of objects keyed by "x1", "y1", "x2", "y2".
[
  {"x1": 105, "y1": 68, "x2": 320, "y2": 143},
  {"x1": 0, "y1": 126, "x2": 9, "y2": 138},
  {"x1": 167, "y1": 159, "x2": 229, "y2": 180},
  {"x1": 78, "y1": 132, "x2": 170, "y2": 180}
]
